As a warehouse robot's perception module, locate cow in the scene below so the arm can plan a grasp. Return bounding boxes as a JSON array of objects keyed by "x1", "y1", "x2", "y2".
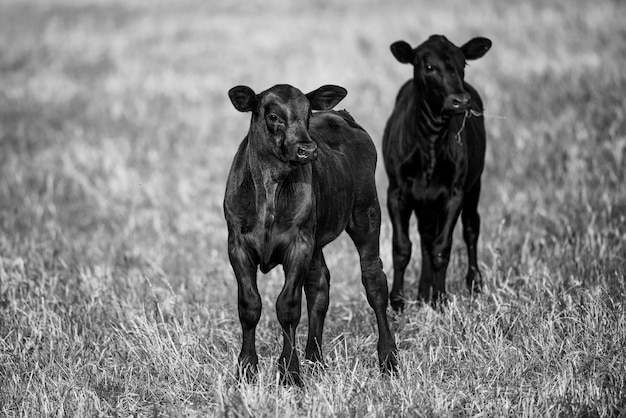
[
  {"x1": 224, "y1": 83, "x2": 397, "y2": 385},
  {"x1": 382, "y1": 35, "x2": 492, "y2": 310}
]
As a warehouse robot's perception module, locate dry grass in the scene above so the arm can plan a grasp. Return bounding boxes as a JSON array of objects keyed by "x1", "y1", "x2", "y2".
[{"x1": 1, "y1": 0, "x2": 625, "y2": 416}]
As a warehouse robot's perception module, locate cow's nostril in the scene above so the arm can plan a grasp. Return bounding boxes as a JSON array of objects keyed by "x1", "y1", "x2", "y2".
[
  {"x1": 453, "y1": 96, "x2": 469, "y2": 108},
  {"x1": 297, "y1": 144, "x2": 316, "y2": 159},
  {"x1": 446, "y1": 94, "x2": 470, "y2": 111}
]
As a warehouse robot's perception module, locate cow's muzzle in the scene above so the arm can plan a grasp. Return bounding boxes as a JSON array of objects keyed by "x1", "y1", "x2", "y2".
[
  {"x1": 443, "y1": 93, "x2": 471, "y2": 114},
  {"x1": 292, "y1": 142, "x2": 318, "y2": 163}
]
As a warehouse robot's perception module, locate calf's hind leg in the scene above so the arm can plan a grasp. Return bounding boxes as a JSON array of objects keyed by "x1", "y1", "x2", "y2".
[
  {"x1": 347, "y1": 204, "x2": 398, "y2": 373},
  {"x1": 304, "y1": 248, "x2": 330, "y2": 364}
]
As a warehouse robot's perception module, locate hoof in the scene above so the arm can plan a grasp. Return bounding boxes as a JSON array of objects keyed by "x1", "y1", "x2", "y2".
[
  {"x1": 431, "y1": 293, "x2": 448, "y2": 310},
  {"x1": 278, "y1": 357, "x2": 303, "y2": 387},
  {"x1": 466, "y1": 269, "x2": 483, "y2": 296},
  {"x1": 279, "y1": 369, "x2": 303, "y2": 387},
  {"x1": 304, "y1": 345, "x2": 325, "y2": 365},
  {"x1": 236, "y1": 361, "x2": 258, "y2": 383},
  {"x1": 379, "y1": 351, "x2": 399, "y2": 376},
  {"x1": 390, "y1": 295, "x2": 405, "y2": 312}
]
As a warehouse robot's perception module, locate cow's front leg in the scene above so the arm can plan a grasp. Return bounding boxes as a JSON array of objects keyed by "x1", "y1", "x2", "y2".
[
  {"x1": 416, "y1": 212, "x2": 436, "y2": 303},
  {"x1": 430, "y1": 195, "x2": 464, "y2": 305},
  {"x1": 228, "y1": 240, "x2": 261, "y2": 381},
  {"x1": 276, "y1": 235, "x2": 313, "y2": 386},
  {"x1": 387, "y1": 185, "x2": 413, "y2": 312},
  {"x1": 462, "y1": 181, "x2": 483, "y2": 295},
  {"x1": 417, "y1": 238, "x2": 434, "y2": 302},
  {"x1": 304, "y1": 248, "x2": 330, "y2": 365}
]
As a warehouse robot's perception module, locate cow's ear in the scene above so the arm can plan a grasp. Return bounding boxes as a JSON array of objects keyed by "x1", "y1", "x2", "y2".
[
  {"x1": 228, "y1": 86, "x2": 257, "y2": 112},
  {"x1": 461, "y1": 37, "x2": 492, "y2": 60},
  {"x1": 306, "y1": 85, "x2": 347, "y2": 111},
  {"x1": 390, "y1": 41, "x2": 415, "y2": 64}
]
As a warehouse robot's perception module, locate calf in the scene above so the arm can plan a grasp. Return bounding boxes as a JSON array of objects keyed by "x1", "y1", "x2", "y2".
[
  {"x1": 225, "y1": 84, "x2": 397, "y2": 385},
  {"x1": 383, "y1": 35, "x2": 492, "y2": 309}
]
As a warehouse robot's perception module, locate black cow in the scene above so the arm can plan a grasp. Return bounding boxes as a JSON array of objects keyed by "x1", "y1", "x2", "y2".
[
  {"x1": 225, "y1": 84, "x2": 397, "y2": 385},
  {"x1": 383, "y1": 35, "x2": 492, "y2": 309}
]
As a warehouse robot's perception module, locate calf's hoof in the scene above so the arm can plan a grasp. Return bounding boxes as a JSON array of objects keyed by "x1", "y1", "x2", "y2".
[
  {"x1": 466, "y1": 270, "x2": 483, "y2": 296},
  {"x1": 278, "y1": 358, "x2": 303, "y2": 387},
  {"x1": 379, "y1": 351, "x2": 399, "y2": 376},
  {"x1": 236, "y1": 360, "x2": 258, "y2": 383},
  {"x1": 431, "y1": 292, "x2": 448, "y2": 310},
  {"x1": 304, "y1": 345, "x2": 325, "y2": 365},
  {"x1": 390, "y1": 293, "x2": 405, "y2": 312}
]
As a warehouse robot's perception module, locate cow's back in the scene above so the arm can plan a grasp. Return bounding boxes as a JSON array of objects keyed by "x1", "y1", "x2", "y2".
[{"x1": 309, "y1": 110, "x2": 378, "y2": 246}]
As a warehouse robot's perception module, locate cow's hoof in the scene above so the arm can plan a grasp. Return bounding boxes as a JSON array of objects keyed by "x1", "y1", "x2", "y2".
[
  {"x1": 431, "y1": 293, "x2": 448, "y2": 310},
  {"x1": 466, "y1": 272, "x2": 483, "y2": 296},
  {"x1": 278, "y1": 358, "x2": 303, "y2": 387},
  {"x1": 380, "y1": 351, "x2": 399, "y2": 376},
  {"x1": 279, "y1": 369, "x2": 303, "y2": 387},
  {"x1": 236, "y1": 361, "x2": 258, "y2": 383},
  {"x1": 390, "y1": 296, "x2": 405, "y2": 312}
]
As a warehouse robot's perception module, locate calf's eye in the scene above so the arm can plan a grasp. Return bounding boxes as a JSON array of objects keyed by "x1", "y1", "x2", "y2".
[
  {"x1": 425, "y1": 63, "x2": 435, "y2": 72},
  {"x1": 268, "y1": 114, "x2": 279, "y2": 122}
]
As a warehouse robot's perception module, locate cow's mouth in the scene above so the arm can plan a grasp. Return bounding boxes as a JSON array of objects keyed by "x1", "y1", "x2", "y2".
[{"x1": 442, "y1": 107, "x2": 467, "y2": 117}]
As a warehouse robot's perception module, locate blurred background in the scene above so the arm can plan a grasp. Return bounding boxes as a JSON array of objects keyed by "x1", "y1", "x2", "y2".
[{"x1": 1, "y1": 0, "x2": 624, "y2": 321}]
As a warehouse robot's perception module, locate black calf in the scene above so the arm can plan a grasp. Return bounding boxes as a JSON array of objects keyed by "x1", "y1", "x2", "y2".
[
  {"x1": 224, "y1": 84, "x2": 397, "y2": 385},
  {"x1": 382, "y1": 35, "x2": 492, "y2": 309}
]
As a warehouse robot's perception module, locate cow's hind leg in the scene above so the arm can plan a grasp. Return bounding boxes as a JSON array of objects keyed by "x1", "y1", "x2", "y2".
[
  {"x1": 462, "y1": 181, "x2": 483, "y2": 294},
  {"x1": 347, "y1": 203, "x2": 398, "y2": 374},
  {"x1": 304, "y1": 248, "x2": 330, "y2": 365},
  {"x1": 387, "y1": 185, "x2": 413, "y2": 311}
]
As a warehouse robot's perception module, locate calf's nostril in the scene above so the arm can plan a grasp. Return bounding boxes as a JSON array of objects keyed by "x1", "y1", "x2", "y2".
[{"x1": 297, "y1": 145, "x2": 312, "y2": 158}]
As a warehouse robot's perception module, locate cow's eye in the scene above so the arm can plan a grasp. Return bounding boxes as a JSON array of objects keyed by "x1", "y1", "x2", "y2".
[
  {"x1": 425, "y1": 63, "x2": 435, "y2": 73},
  {"x1": 268, "y1": 114, "x2": 279, "y2": 122}
]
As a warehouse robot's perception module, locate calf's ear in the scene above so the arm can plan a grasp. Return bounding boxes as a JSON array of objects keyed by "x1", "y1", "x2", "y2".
[
  {"x1": 461, "y1": 37, "x2": 492, "y2": 60},
  {"x1": 228, "y1": 86, "x2": 257, "y2": 112},
  {"x1": 306, "y1": 85, "x2": 347, "y2": 111},
  {"x1": 390, "y1": 41, "x2": 415, "y2": 64}
]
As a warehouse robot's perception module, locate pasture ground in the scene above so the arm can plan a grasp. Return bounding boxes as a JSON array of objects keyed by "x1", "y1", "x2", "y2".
[{"x1": 1, "y1": 0, "x2": 625, "y2": 416}]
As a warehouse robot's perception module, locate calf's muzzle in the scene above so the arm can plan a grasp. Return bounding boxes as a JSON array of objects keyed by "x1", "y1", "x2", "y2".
[{"x1": 293, "y1": 142, "x2": 318, "y2": 163}]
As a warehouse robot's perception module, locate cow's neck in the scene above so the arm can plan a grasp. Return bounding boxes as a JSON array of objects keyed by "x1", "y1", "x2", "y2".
[
  {"x1": 247, "y1": 125, "x2": 294, "y2": 229},
  {"x1": 413, "y1": 86, "x2": 448, "y2": 183},
  {"x1": 246, "y1": 141, "x2": 292, "y2": 232}
]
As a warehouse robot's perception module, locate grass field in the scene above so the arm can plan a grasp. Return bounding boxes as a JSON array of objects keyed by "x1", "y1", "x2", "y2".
[{"x1": 1, "y1": 0, "x2": 625, "y2": 416}]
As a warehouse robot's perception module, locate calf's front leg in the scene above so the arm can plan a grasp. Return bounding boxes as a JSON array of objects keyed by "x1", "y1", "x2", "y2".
[
  {"x1": 429, "y1": 194, "x2": 464, "y2": 305},
  {"x1": 276, "y1": 237, "x2": 313, "y2": 386},
  {"x1": 228, "y1": 242, "x2": 262, "y2": 381},
  {"x1": 304, "y1": 248, "x2": 330, "y2": 364}
]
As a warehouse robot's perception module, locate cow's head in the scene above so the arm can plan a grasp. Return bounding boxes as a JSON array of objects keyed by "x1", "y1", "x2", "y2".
[
  {"x1": 390, "y1": 35, "x2": 491, "y2": 116},
  {"x1": 228, "y1": 84, "x2": 347, "y2": 165}
]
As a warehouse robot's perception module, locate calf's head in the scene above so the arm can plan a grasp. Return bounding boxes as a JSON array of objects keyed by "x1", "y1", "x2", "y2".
[
  {"x1": 390, "y1": 35, "x2": 491, "y2": 115},
  {"x1": 228, "y1": 84, "x2": 347, "y2": 164}
]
